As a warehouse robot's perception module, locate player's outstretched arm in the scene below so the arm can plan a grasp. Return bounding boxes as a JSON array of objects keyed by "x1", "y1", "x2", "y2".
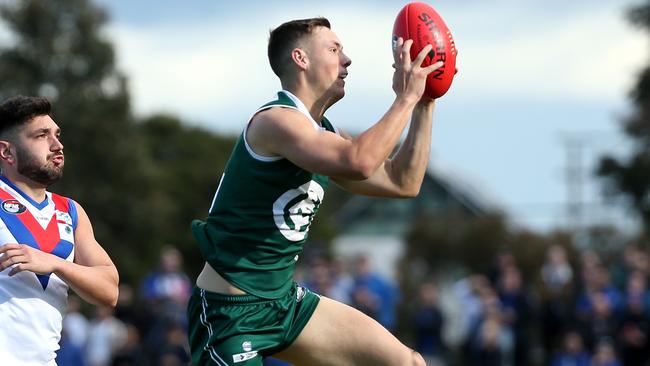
[
  {"x1": 0, "y1": 202, "x2": 119, "y2": 307},
  {"x1": 334, "y1": 98, "x2": 435, "y2": 198},
  {"x1": 249, "y1": 39, "x2": 442, "y2": 181}
]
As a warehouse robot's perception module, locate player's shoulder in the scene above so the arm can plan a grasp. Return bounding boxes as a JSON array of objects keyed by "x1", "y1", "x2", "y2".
[
  {"x1": 49, "y1": 192, "x2": 75, "y2": 208},
  {"x1": 254, "y1": 105, "x2": 305, "y2": 123},
  {"x1": 251, "y1": 106, "x2": 312, "y2": 135}
]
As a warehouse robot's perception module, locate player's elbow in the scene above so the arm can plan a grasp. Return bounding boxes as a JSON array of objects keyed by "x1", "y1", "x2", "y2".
[
  {"x1": 397, "y1": 185, "x2": 420, "y2": 198},
  {"x1": 86, "y1": 287, "x2": 119, "y2": 308},
  {"x1": 103, "y1": 272, "x2": 120, "y2": 308},
  {"x1": 404, "y1": 186, "x2": 421, "y2": 198},
  {"x1": 344, "y1": 146, "x2": 382, "y2": 180},
  {"x1": 357, "y1": 162, "x2": 376, "y2": 180},
  {"x1": 108, "y1": 287, "x2": 119, "y2": 308},
  {"x1": 348, "y1": 156, "x2": 379, "y2": 180},
  {"x1": 96, "y1": 283, "x2": 119, "y2": 308},
  {"x1": 340, "y1": 161, "x2": 374, "y2": 180}
]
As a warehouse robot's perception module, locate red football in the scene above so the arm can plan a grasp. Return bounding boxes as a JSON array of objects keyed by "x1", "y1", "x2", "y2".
[{"x1": 393, "y1": 2, "x2": 458, "y2": 98}]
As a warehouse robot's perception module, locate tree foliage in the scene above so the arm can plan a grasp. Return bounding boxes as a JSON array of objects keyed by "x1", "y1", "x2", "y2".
[
  {"x1": 597, "y1": 1, "x2": 650, "y2": 233},
  {"x1": 403, "y1": 213, "x2": 559, "y2": 279},
  {"x1": 0, "y1": 0, "x2": 238, "y2": 282},
  {"x1": 135, "y1": 115, "x2": 235, "y2": 278}
]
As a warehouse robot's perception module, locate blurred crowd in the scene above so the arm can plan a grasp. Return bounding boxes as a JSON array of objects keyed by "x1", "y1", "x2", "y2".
[
  {"x1": 441, "y1": 244, "x2": 650, "y2": 366},
  {"x1": 57, "y1": 246, "x2": 193, "y2": 366},
  {"x1": 292, "y1": 243, "x2": 650, "y2": 366},
  {"x1": 55, "y1": 243, "x2": 650, "y2": 366}
]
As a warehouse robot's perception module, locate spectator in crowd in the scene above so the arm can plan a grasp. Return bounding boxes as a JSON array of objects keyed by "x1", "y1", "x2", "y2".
[
  {"x1": 576, "y1": 264, "x2": 623, "y2": 326},
  {"x1": 140, "y1": 246, "x2": 192, "y2": 326},
  {"x1": 111, "y1": 323, "x2": 147, "y2": 366},
  {"x1": 412, "y1": 281, "x2": 445, "y2": 366},
  {"x1": 56, "y1": 329, "x2": 87, "y2": 366},
  {"x1": 304, "y1": 256, "x2": 332, "y2": 297},
  {"x1": 617, "y1": 270, "x2": 650, "y2": 365},
  {"x1": 140, "y1": 246, "x2": 192, "y2": 359},
  {"x1": 113, "y1": 283, "x2": 153, "y2": 343},
  {"x1": 328, "y1": 257, "x2": 353, "y2": 304},
  {"x1": 610, "y1": 245, "x2": 645, "y2": 288},
  {"x1": 156, "y1": 321, "x2": 191, "y2": 366},
  {"x1": 550, "y1": 330, "x2": 591, "y2": 366},
  {"x1": 62, "y1": 295, "x2": 89, "y2": 351},
  {"x1": 539, "y1": 244, "x2": 576, "y2": 359},
  {"x1": 487, "y1": 250, "x2": 516, "y2": 286},
  {"x1": 579, "y1": 292, "x2": 619, "y2": 354},
  {"x1": 454, "y1": 274, "x2": 491, "y2": 351},
  {"x1": 86, "y1": 305, "x2": 127, "y2": 366},
  {"x1": 541, "y1": 245, "x2": 574, "y2": 294},
  {"x1": 591, "y1": 339, "x2": 622, "y2": 366},
  {"x1": 475, "y1": 317, "x2": 507, "y2": 366},
  {"x1": 467, "y1": 284, "x2": 514, "y2": 366},
  {"x1": 350, "y1": 254, "x2": 399, "y2": 330},
  {"x1": 497, "y1": 264, "x2": 531, "y2": 366}
]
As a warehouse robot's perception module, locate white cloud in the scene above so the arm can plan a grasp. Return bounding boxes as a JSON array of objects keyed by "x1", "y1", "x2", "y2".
[
  {"x1": 105, "y1": 1, "x2": 647, "y2": 132},
  {"x1": 106, "y1": 4, "x2": 400, "y2": 130},
  {"x1": 108, "y1": 24, "x2": 274, "y2": 128},
  {"x1": 452, "y1": 3, "x2": 647, "y2": 102}
]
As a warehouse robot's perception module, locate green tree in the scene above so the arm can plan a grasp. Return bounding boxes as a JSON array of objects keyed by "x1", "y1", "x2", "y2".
[
  {"x1": 598, "y1": 1, "x2": 650, "y2": 234},
  {"x1": 0, "y1": 0, "x2": 242, "y2": 282},
  {"x1": 135, "y1": 114, "x2": 236, "y2": 278},
  {"x1": 0, "y1": 0, "x2": 159, "y2": 280},
  {"x1": 403, "y1": 213, "x2": 555, "y2": 279}
]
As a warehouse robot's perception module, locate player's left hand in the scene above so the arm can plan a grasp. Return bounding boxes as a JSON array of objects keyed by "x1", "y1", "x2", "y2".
[{"x1": 0, "y1": 243, "x2": 61, "y2": 276}]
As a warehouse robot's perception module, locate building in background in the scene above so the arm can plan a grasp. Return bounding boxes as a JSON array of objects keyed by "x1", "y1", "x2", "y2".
[{"x1": 332, "y1": 168, "x2": 492, "y2": 280}]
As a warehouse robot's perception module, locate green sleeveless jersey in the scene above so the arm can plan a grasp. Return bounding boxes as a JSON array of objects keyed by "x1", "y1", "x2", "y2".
[{"x1": 192, "y1": 91, "x2": 337, "y2": 299}]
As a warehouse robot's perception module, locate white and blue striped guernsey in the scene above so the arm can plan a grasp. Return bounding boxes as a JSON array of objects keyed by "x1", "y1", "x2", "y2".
[{"x1": 0, "y1": 176, "x2": 78, "y2": 365}]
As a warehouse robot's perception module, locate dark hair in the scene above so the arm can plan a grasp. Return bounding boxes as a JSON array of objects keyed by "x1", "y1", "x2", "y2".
[
  {"x1": 268, "y1": 17, "x2": 331, "y2": 78},
  {"x1": 0, "y1": 96, "x2": 51, "y2": 137}
]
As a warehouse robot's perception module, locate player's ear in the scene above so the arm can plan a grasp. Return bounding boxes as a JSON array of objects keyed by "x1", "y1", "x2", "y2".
[
  {"x1": 0, "y1": 141, "x2": 14, "y2": 164},
  {"x1": 291, "y1": 47, "x2": 309, "y2": 71}
]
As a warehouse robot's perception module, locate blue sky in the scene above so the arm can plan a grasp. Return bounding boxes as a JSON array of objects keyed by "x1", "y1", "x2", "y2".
[{"x1": 89, "y1": 0, "x2": 647, "y2": 232}]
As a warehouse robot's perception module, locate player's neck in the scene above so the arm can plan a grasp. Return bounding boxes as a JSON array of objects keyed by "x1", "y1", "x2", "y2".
[
  {"x1": 1, "y1": 171, "x2": 47, "y2": 202},
  {"x1": 284, "y1": 86, "x2": 328, "y2": 124}
]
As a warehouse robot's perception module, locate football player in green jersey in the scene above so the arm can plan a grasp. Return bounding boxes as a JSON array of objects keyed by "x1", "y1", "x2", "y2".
[{"x1": 188, "y1": 17, "x2": 443, "y2": 366}]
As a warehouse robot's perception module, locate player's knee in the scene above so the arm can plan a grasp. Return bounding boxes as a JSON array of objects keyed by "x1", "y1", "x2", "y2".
[{"x1": 412, "y1": 350, "x2": 426, "y2": 366}]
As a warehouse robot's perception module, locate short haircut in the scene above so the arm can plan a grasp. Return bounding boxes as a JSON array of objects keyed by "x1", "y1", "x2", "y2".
[
  {"x1": 268, "y1": 17, "x2": 331, "y2": 78},
  {"x1": 0, "y1": 96, "x2": 51, "y2": 137}
]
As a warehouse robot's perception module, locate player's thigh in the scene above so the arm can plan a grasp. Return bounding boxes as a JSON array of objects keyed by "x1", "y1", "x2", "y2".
[{"x1": 274, "y1": 296, "x2": 416, "y2": 366}]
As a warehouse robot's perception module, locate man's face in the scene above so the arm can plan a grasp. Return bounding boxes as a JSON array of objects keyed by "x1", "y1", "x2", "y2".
[
  {"x1": 11, "y1": 115, "x2": 64, "y2": 186},
  {"x1": 303, "y1": 26, "x2": 351, "y2": 100}
]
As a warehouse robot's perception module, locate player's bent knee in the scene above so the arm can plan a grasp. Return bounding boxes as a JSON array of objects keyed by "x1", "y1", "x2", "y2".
[{"x1": 412, "y1": 350, "x2": 426, "y2": 366}]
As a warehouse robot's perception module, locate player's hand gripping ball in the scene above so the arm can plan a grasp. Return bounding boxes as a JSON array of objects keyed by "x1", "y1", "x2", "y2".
[{"x1": 393, "y1": 2, "x2": 458, "y2": 99}]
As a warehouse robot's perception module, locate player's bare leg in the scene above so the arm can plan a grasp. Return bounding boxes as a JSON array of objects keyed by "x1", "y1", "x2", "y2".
[{"x1": 274, "y1": 296, "x2": 426, "y2": 366}]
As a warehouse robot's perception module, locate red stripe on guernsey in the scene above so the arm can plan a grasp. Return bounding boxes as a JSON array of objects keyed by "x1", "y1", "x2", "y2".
[
  {"x1": 50, "y1": 193, "x2": 69, "y2": 214},
  {"x1": 0, "y1": 188, "x2": 60, "y2": 253}
]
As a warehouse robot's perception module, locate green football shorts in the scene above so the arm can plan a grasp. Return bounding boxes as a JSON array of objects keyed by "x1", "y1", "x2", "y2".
[{"x1": 187, "y1": 282, "x2": 320, "y2": 366}]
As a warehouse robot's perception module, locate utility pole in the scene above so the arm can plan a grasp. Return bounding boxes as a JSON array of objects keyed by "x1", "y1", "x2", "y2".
[{"x1": 564, "y1": 137, "x2": 585, "y2": 233}]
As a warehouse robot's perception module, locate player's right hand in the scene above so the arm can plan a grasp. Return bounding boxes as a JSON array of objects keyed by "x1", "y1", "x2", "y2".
[
  {"x1": 0, "y1": 243, "x2": 61, "y2": 276},
  {"x1": 391, "y1": 37, "x2": 444, "y2": 103}
]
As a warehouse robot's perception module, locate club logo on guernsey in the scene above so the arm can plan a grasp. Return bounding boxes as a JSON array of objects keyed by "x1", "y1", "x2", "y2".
[
  {"x1": 56, "y1": 211, "x2": 73, "y2": 226},
  {"x1": 273, "y1": 180, "x2": 325, "y2": 241},
  {"x1": 242, "y1": 341, "x2": 252, "y2": 352},
  {"x1": 1, "y1": 199, "x2": 26, "y2": 214}
]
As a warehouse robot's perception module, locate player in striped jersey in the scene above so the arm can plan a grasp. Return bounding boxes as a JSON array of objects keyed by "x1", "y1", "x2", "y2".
[{"x1": 0, "y1": 96, "x2": 119, "y2": 365}]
